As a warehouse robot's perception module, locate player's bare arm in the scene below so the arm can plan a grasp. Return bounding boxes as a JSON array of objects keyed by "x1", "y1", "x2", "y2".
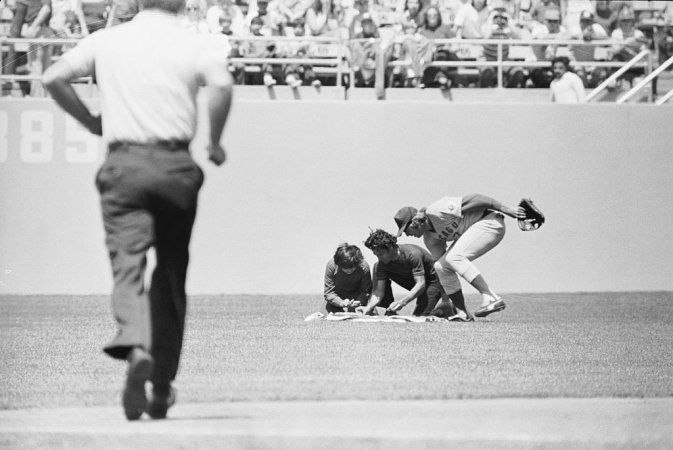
[
  {"x1": 42, "y1": 61, "x2": 102, "y2": 136},
  {"x1": 387, "y1": 274, "x2": 425, "y2": 313}
]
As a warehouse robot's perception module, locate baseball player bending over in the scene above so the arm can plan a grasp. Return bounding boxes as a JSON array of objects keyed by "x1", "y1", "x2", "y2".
[{"x1": 394, "y1": 194, "x2": 526, "y2": 318}]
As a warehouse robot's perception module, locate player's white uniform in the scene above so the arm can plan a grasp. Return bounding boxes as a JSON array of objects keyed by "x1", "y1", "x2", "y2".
[{"x1": 422, "y1": 196, "x2": 506, "y2": 295}]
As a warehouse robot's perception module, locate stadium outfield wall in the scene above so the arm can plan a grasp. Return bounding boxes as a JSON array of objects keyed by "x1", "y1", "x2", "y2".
[{"x1": 1, "y1": 98, "x2": 672, "y2": 295}]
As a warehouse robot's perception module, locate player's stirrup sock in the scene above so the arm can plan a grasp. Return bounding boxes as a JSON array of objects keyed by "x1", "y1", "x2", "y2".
[{"x1": 448, "y1": 291, "x2": 467, "y2": 313}]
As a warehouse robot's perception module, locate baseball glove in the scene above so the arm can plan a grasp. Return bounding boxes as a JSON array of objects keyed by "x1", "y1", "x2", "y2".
[{"x1": 518, "y1": 198, "x2": 545, "y2": 231}]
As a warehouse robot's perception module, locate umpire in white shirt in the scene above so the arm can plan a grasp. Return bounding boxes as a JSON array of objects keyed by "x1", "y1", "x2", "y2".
[{"x1": 43, "y1": 0, "x2": 234, "y2": 421}]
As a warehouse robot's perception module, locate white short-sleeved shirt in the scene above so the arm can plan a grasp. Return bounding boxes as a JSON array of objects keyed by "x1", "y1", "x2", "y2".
[
  {"x1": 550, "y1": 71, "x2": 586, "y2": 103},
  {"x1": 60, "y1": 9, "x2": 230, "y2": 144}
]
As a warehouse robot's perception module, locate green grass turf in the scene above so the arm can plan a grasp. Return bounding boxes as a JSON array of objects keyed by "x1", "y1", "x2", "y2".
[{"x1": 1, "y1": 292, "x2": 672, "y2": 410}]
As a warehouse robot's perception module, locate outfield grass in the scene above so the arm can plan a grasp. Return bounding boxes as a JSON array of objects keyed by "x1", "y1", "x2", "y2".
[{"x1": 1, "y1": 292, "x2": 672, "y2": 410}]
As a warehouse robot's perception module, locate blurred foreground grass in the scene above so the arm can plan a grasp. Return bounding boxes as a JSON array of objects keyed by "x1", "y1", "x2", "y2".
[{"x1": 1, "y1": 292, "x2": 672, "y2": 409}]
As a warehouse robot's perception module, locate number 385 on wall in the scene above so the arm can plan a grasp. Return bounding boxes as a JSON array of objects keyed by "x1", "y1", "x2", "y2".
[{"x1": 0, "y1": 109, "x2": 103, "y2": 164}]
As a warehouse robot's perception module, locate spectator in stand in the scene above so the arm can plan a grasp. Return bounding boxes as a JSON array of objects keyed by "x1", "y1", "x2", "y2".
[
  {"x1": 218, "y1": 10, "x2": 234, "y2": 34},
  {"x1": 488, "y1": 0, "x2": 517, "y2": 23},
  {"x1": 239, "y1": 15, "x2": 280, "y2": 84},
  {"x1": 348, "y1": 0, "x2": 371, "y2": 37},
  {"x1": 593, "y1": 0, "x2": 618, "y2": 34},
  {"x1": 349, "y1": 15, "x2": 380, "y2": 86},
  {"x1": 253, "y1": 0, "x2": 277, "y2": 32},
  {"x1": 549, "y1": 55, "x2": 586, "y2": 102},
  {"x1": 658, "y1": 21, "x2": 673, "y2": 67},
  {"x1": 529, "y1": 0, "x2": 558, "y2": 25},
  {"x1": 418, "y1": 5, "x2": 458, "y2": 88},
  {"x1": 473, "y1": 0, "x2": 490, "y2": 31},
  {"x1": 207, "y1": 0, "x2": 246, "y2": 35},
  {"x1": 323, "y1": 243, "x2": 372, "y2": 314},
  {"x1": 281, "y1": 18, "x2": 320, "y2": 87},
  {"x1": 479, "y1": 8, "x2": 525, "y2": 87},
  {"x1": 453, "y1": 0, "x2": 481, "y2": 38},
  {"x1": 338, "y1": 0, "x2": 361, "y2": 34},
  {"x1": 399, "y1": 0, "x2": 424, "y2": 27},
  {"x1": 570, "y1": 9, "x2": 608, "y2": 87},
  {"x1": 50, "y1": 0, "x2": 88, "y2": 37},
  {"x1": 529, "y1": 7, "x2": 569, "y2": 88},
  {"x1": 610, "y1": 4, "x2": 649, "y2": 87},
  {"x1": 369, "y1": 0, "x2": 400, "y2": 42},
  {"x1": 5, "y1": 0, "x2": 54, "y2": 96},
  {"x1": 235, "y1": 0, "x2": 257, "y2": 29},
  {"x1": 562, "y1": 0, "x2": 592, "y2": 36},
  {"x1": 305, "y1": 0, "x2": 340, "y2": 35},
  {"x1": 179, "y1": 0, "x2": 209, "y2": 32},
  {"x1": 107, "y1": 0, "x2": 138, "y2": 26},
  {"x1": 387, "y1": 19, "x2": 431, "y2": 87},
  {"x1": 267, "y1": 0, "x2": 311, "y2": 34},
  {"x1": 80, "y1": 0, "x2": 108, "y2": 33}
]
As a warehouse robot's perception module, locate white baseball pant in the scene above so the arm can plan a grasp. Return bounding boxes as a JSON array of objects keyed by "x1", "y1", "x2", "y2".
[{"x1": 433, "y1": 212, "x2": 506, "y2": 294}]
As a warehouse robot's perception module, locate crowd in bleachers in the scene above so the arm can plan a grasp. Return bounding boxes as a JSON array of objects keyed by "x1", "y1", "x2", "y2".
[{"x1": 2, "y1": 0, "x2": 673, "y2": 94}]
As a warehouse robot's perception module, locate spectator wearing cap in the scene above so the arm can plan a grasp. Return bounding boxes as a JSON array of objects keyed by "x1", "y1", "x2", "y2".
[
  {"x1": 238, "y1": 15, "x2": 281, "y2": 85},
  {"x1": 348, "y1": 0, "x2": 371, "y2": 38},
  {"x1": 529, "y1": 7, "x2": 570, "y2": 88},
  {"x1": 570, "y1": 9, "x2": 608, "y2": 87},
  {"x1": 561, "y1": 0, "x2": 592, "y2": 37},
  {"x1": 549, "y1": 55, "x2": 585, "y2": 103},
  {"x1": 280, "y1": 18, "x2": 321, "y2": 87},
  {"x1": 349, "y1": 14, "x2": 380, "y2": 87},
  {"x1": 529, "y1": 0, "x2": 559, "y2": 28},
  {"x1": 610, "y1": 4, "x2": 649, "y2": 86}
]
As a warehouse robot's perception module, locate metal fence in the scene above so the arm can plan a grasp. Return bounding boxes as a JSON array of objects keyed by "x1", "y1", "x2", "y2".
[{"x1": 1, "y1": 35, "x2": 670, "y2": 103}]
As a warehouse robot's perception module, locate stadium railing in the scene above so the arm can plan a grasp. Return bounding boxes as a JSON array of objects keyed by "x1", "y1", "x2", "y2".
[
  {"x1": 618, "y1": 53, "x2": 673, "y2": 104},
  {"x1": 0, "y1": 35, "x2": 668, "y2": 103}
]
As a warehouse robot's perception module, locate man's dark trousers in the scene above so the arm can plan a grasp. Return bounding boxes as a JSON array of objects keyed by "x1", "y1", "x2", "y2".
[{"x1": 96, "y1": 142, "x2": 203, "y2": 390}]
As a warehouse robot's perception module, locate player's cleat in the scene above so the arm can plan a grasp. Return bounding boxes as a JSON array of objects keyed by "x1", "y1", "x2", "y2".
[
  {"x1": 146, "y1": 386, "x2": 176, "y2": 419},
  {"x1": 122, "y1": 347, "x2": 154, "y2": 420},
  {"x1": 474, "y1": 298, "x2": 506, "y2": 318}
]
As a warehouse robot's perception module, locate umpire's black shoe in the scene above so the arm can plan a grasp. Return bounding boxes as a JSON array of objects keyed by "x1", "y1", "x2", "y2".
[
  {"x1": 122, "y1": 347, "x2": 154, "y2": 421},
  {"x1": 146, "y1": 386, "x2": 176, "y2": 419}
]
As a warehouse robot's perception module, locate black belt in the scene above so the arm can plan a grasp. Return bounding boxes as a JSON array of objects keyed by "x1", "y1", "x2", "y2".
[{"x1": 108, "y1": 140, "x2": 190, "y2": 152}]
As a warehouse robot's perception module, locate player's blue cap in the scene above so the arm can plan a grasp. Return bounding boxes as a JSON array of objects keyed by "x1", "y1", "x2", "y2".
[{"x1": 394, "y1": 206, "x2": 418, "y2": 237}]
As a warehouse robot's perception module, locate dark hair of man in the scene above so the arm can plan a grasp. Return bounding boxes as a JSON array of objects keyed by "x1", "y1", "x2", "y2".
[
  {"x1": 551, "y1": 56, "x2": 570, "y2": 70},
  {"x1": 333, "y1": 243, "x2": 363, "y2": 269},
  {"x1": 139, "y1": 0, "x2": 185, "y2": 13},
  {"x1": 364, "y1": 229, "x2": 397, "y2": 252}
]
